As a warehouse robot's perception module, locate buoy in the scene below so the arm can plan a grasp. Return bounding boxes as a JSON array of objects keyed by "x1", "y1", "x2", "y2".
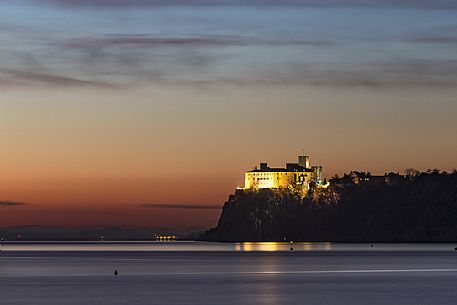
[
  {"x1": 114, "y1": 269, "x2": 118, "y2": 276},
  {"x1": 370, "y1": 244, "x2": 374, "y2": 248},
  {"x1": 290, "y1": 247, "x2": 294, "y2": 251},
  {"x1": 454, "y1": 247, "x2": 457, "y2": 251}
]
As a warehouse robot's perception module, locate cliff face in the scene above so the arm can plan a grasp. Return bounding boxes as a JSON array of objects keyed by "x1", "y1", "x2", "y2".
[{"x1": 204, "y1": 173, "x2": 457, "y2": 242}]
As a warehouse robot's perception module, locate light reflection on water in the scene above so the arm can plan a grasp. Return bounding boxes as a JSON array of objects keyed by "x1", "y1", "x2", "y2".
[
  {"x1": 1, "y1": 241, "x2": 456, "y2": 252},
  {"x1": 235, "y1": 242, "x2": 332, "y2": 251}
]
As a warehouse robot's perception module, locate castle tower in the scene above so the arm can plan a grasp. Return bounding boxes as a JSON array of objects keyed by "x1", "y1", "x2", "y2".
[
  {"x1": 311, "y1": 165, "x2": 323, "y2": 183},
  {"x1": 298, "y1": 155, "x2": 310, "y2": 169}
]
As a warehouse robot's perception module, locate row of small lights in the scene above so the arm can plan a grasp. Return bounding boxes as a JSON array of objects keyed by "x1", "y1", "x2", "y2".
[{"x1": 0, "y1": 235, "x2": 176, "y2": 241}]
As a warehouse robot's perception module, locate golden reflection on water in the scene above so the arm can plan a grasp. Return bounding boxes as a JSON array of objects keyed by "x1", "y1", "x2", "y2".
[
  {"x1": 235, "y1": 242, "x2": 332, "y2": 252},
  {"x1": 1, "y1": 242, "x2": 454, "y2": 252},
  {"x1": 1, "y1": 241, "x2": 331, "y2": 252}
]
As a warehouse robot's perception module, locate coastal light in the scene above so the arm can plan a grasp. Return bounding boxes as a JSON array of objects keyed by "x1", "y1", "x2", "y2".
[{"x1": 243, "y1": 155, "x2": 325, "y2": 191}]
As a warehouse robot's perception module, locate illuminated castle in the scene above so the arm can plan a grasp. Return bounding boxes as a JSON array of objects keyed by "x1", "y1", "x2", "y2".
[{"x1": 244, "y1": 155, "x2": 324, "y2": 190}]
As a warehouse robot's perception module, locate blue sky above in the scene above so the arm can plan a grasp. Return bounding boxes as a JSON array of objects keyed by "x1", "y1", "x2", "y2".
[{"x1": 1, "y1": 0, "x2": 457, "y2": 89}]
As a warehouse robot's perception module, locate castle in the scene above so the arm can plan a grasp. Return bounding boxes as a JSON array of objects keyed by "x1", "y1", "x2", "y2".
[{"x1": 243, "y1": 155, "x2": 324, "y2": 190}]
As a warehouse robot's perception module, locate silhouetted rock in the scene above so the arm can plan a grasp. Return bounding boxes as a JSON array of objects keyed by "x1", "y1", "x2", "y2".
[{"x1": 204, "y1": 171, "x2": 457, "y2": 242}]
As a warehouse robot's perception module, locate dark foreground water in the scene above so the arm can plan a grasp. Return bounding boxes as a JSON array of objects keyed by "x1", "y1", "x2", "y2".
[{"x1": 1, "y1": 242, "x2": 457, "y2": 305}]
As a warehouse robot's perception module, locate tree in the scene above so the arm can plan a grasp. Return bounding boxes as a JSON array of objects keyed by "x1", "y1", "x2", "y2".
[{"x1": 405, "y1": 168, "x2": 420, "y2": 178}]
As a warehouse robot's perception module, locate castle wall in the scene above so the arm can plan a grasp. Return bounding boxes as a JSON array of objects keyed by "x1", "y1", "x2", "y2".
[{"x1": 244, "y1": 171, "x2": 313, "y2": 189}]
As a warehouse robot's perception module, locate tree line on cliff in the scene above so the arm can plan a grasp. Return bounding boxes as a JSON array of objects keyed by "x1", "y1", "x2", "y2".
[{"x1": 204, "y1": 170, "x2": 457, "y2": 242}]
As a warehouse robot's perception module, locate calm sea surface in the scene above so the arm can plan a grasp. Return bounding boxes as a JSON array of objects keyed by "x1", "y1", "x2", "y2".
[{"x1": 1, "y1": 242, "x2": 457, "y2": 305}]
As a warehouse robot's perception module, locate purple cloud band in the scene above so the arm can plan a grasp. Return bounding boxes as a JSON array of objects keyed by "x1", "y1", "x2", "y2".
[
  {"x1": 0, "y1": 201, "x2": 27, "y2": 207},
  {"x1": 64, "y1": 35, "x2": 334, "y2": 49}
]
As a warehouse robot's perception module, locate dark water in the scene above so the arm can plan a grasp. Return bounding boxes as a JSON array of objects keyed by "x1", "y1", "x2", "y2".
[{"x1": 1, "y1": 242, "x2": 457, "y2": 305}]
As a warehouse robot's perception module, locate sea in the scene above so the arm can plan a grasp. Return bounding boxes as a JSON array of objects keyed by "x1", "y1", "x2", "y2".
[{"x1": 1, "y1": 242, "x2": 457, "y2": 305}]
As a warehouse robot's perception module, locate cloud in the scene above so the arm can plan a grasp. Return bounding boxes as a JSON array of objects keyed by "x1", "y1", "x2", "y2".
[
  {"x1": 403, "y1": 23, "x2": 457, "y2": 45},
  {"x1": 0, "y1": 70, "x2": 117, "y2": 88},
  {"x1": 409, "y1": 36, "x2": 457, "y2": 44},
  {"x1": 53, "y1": 34, "x2": 457, "y2": 89},
  {"x1": 275, "y1": 59, "x2": 457, "y2": 88},
  {"x1": 0, "y1": 31, "x2": 335, "y2": 89},
  {"x1": 406, "y1": 24, "x2": 457, "y2": 45},
  {"x1": 143, "y1": 203, "x2": 221, "y2": 210},
  {"x1": 3, "y1": 58, "x2": 457, "y2": 89},
  {"x1": 65, "y1": 36, "x2": 238, "y2": 49},
  {"x1": 63, "y1": 34, "x2": 334, "y2": 49},
  {"x1": 167, "y1": 59, "x2": 457, "y2": 89},
  {"x1": 407, "y1": 27, "x2": 457, "y2": 46},
  {"x1": 0, "y1": 201, "x2": 27, "y2": 207}
]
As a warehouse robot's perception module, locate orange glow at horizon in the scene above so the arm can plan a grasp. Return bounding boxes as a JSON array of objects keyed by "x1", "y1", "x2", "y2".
[{"x1": 1, "y1": 86, "x2": 457, "y2": 228}]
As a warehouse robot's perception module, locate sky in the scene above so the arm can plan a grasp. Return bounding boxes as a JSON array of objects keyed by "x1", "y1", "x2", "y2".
[{"x1": 1, "y1": 0, "x2": 457, "y2": 230}]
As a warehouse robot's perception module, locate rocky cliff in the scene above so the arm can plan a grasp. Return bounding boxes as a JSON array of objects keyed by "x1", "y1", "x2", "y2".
[{"x1": 204, "y1": 172, "x2": 457, "y2": 242}]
